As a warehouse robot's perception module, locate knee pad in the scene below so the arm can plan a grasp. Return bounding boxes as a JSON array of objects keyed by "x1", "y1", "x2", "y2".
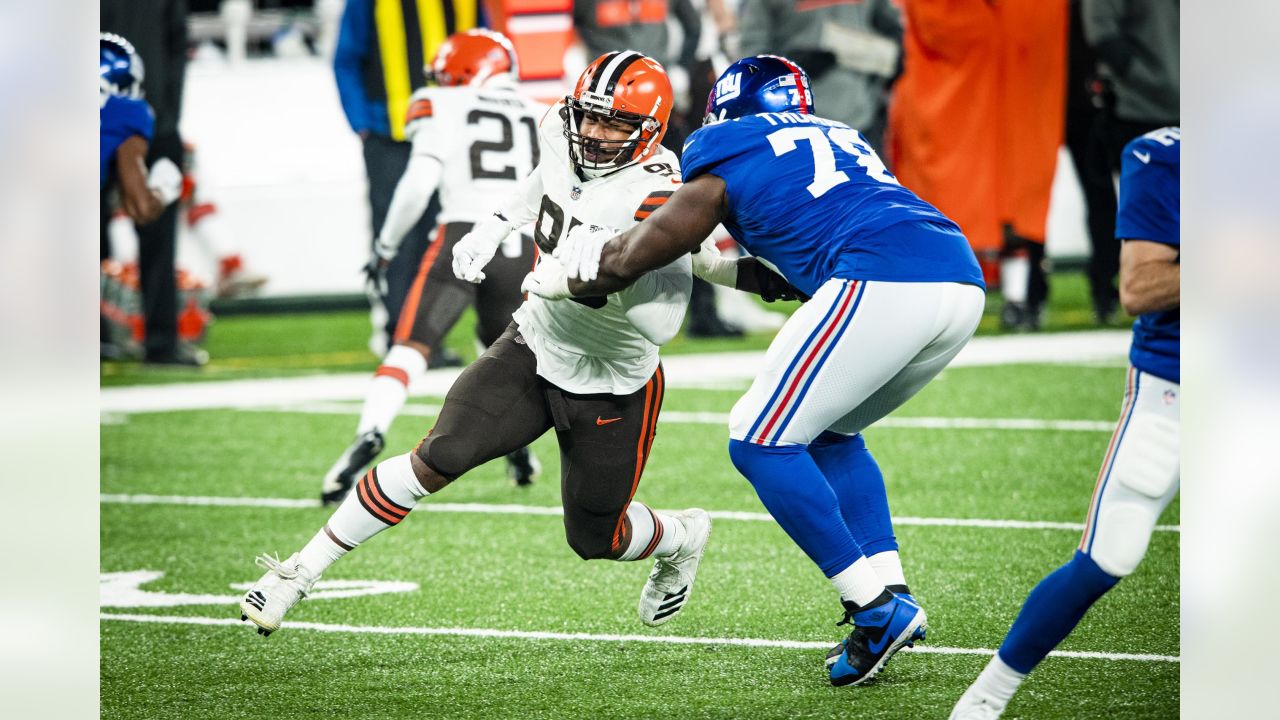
[
  {"x1": 1110, "y1": 412, "x2": 1180, "y2": 499},
  {"x1": 563, "y1": 517, "x2": 614, "y2": 560},
  {"x1": 413, "y1": 434, "x2": 469, "y2": 482},
  {"x1": 1089, "y1": 499, "x2": 1161, "y2": 578}
]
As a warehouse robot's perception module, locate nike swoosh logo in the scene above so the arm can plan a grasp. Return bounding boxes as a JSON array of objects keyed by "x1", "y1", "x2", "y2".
[
  {"x1": 596, "y1": 416, "x2": 622, "y2": 426},
  {"x1": 867, "y1": 607, "x2": 899, "y2": 654},
  {"x1": 1134, "y1": 150, "x2": 1151, "y2": 164}
]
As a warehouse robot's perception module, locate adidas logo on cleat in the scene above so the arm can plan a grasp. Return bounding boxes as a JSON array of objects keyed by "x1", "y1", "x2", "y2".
[
  {"x1": 651, "y1": 585, "x2": 688, "y2": 622},
  {"x1": 244, "y1": 590, "x2": 267, "y2": 612}
]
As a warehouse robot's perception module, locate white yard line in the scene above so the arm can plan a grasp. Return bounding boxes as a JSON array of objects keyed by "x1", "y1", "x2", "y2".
[
  {"x1": 98, "y1": 612, "x2": 1179, "y2": 663},
  {"x1": 99, "y1": 493, "x2": 1180, "y2": 533},
  {"x1": 240, "y1": 401, "x2": 1117, "y2": 432},
  {"x1": 99, "y1": 331, "x2": 1130, "y2": 414}
]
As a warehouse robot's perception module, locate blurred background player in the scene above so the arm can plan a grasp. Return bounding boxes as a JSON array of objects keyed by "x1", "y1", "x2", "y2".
[
  {"x1": 321, "y1": 29, "x2": 545, "y2": 505},
  {"x1": 950, "y1": 127, "x2": 1179, "y2": 719},
  {"x1": 738, "y1": 0, "x2": 902, "y2": 153},
  {"x1": 1076, "y1": 0, "x2": 1179, "y2": 323},
  {"x1": 99, "y1": 33, "x2": 184, "y2": 360},
  {"x1": 334, "y1": 0, "x2": 481, "y2": 358},
  {"x1": 102, "y1": 0, "x2": 198, "y2": 365},
  {"x1": 243, "y1": 52, "x2": 713, "y2": 637},
  {"x1": 541, "y1": 54, "x2": 986, "y2": 687},
  {"x1": 179, "y1": 141, "x2": 269, "y2": 299}
]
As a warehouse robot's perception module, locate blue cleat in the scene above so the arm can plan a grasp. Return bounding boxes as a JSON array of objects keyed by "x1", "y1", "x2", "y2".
[
  {"x1": 825, "y1": 592, "x2": 928, "y2": 669},
  {"x1": 826, "y1": 593, "x2": 927, "y2": 687}
]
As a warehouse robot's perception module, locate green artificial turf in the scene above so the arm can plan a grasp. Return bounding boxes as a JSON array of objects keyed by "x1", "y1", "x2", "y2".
[{"x1": 101, "y1": 360, "x2": 1178, "y2": 719}]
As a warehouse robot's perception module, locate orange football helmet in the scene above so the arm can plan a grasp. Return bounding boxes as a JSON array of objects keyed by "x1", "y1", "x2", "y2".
[
  {"x1": 428, "y1": 29, "x2": 518, "y2": 87},
  {"x1": 563, "y1": 51, "x2": 673, "y2": 176}
]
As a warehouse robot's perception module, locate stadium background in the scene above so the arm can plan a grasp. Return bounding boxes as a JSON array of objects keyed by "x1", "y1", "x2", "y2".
[{"x1": 109, "y1": 0, "x2": 1095, "y2": 300}]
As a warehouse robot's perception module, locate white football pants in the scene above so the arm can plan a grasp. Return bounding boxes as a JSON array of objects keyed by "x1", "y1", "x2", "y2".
[
  {"x1": 729, "y1": 278, "x2": 985, "y2": 446},
  {"x1": 1079, "y1": 366, "x2": 1180, "y2": 577}
]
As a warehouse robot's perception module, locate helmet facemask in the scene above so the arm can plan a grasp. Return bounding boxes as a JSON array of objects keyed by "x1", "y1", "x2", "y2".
[{"x1": 562, "y1": 89, "x2": 661, "y2": 178}]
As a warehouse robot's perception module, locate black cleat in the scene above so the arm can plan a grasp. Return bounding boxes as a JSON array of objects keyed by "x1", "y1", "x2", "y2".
[
  {"x1": 241, "y1": 614, "x2": 248, "y2": 621},
  {"x1": 320, "y1": 430, "x2": 385, "y2": 505},
  {"x1": 505, "y1": 447, "x2": 540, "y2": 487}
]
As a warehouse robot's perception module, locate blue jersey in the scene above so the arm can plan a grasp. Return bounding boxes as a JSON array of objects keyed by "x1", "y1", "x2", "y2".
[
  {"x1": 681, "y1": 112, "x2": 985, "y2": 296},
  {"x1": 100, "y1": 94, "x2": 154, "y2": 186},
  {"x1": 1117, "y1": 127, "x2": 1180, "y2": 384}
]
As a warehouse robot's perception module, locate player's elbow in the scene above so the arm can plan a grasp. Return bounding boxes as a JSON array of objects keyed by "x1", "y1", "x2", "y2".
[{"x1": 1118, "y1": 277, "x2": 1156, "y2": 316}]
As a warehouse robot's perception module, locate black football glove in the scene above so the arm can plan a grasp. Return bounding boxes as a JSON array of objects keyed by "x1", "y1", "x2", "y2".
[{"x1": 363, "y1": 255, "x2": 390, "y2": 299}]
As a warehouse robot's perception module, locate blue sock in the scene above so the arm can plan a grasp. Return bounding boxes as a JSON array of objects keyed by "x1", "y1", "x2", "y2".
[
  {"x1": 998, "y1": 551, "x2": 1121, "y2": 673},
  {"x1": 808, "y1": 432, "x2": 898, "y2": 557},
  {"x1": 728, "y1": 439, "x2": 864, "y2": 577}
]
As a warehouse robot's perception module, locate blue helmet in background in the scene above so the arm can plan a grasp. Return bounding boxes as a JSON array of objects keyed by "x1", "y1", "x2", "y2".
[
  {"x1": 100, "y1": 33, "x2": 145, "y2": 99},
  {"x1": 704, "y1": 55, "x2": 814, "y2": 125}
]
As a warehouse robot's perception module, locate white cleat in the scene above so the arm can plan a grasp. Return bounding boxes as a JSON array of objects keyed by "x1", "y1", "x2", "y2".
[
  {"x1": 949, "y1": 686, "x2": 1007, "y2": 720},
  {"x1": 239, "y1": 553, "x2": 318, "y2": 637},
  {"x1": 638, "y1": 508, "x2": 711, "y2": 627}
]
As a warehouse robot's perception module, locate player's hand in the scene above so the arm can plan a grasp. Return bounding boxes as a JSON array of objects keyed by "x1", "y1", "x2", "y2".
[
  {"x1": 521, "y1": 255, "x2": 572, "y2": 300},
  {"x1": 363, "y1": 255, "x2": 390, "y2": 299},
  {"x1": 555, "y1": 223, "x2": 617, "y2": 282},
  {"x1": 452, "y1": 214, "x2": 511, "y2": 283},
  {"x1": 147, "y1": 157, "x2": 183, "y2": 207}
]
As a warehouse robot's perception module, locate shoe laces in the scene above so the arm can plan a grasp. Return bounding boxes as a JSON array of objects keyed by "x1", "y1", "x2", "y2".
[{"x1": 255, "y1": 553, "x2": 312, "y2": 596}]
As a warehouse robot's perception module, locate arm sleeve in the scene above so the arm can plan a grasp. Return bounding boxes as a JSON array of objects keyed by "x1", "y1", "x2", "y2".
[
  {"x1": 334, "y1": 0, "x2": 374, "y2": 134},
  {"x1": 375, "y1": 154, "x2": 444, "y2": 256},
  {"x1": 618, "y1": 255, "x2": 694, "y2": 346},
  {"x1": 737, "y1": 0, "x2": 774, "y2": 57},
  {"x1": 492, "y1": 163, "x2": 545, "y2": 230}
]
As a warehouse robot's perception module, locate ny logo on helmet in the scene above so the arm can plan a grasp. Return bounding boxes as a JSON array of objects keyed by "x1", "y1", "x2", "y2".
[{"x1": 715, "y1": 73, "x2": 742, "y2": 103}]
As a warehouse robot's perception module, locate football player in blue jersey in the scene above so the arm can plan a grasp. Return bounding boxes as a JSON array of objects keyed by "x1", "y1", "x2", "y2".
[
  {"x1": 950, "y1": 127, "x2": 1180, "y2": 719},
  {"x1": 525, "y1": 55, "x2": 987, "y2": 686},
  {"x1": 100, "y1": 33, "x2": 181, "y2": 226}
]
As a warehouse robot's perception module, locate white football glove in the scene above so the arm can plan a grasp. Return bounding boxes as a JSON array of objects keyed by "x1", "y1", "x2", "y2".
[
  {"x1": 452, "y1": 213, "x2": 513, "y2": 283},
  {"x1": 147, "y1": 157, "x2": 183, "y2": 206},
  {"x1": 555, "y1": 223, "x2": 618, "y2": 282},
  {"x1": 691, "y1": 236, "x2": 739, "y2": 288},
  {"x1": 520, "y1": 254, "x2": 572, "y2": 300}
]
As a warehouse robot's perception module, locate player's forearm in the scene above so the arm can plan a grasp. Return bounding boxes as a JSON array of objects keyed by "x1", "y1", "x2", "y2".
[
  {"x1": 117, "y1": 136, "x2": 164, "y2": 225},
  {"x1": 1119, "y1": 259, "x2": 1179, "y2": 315},
  {"x1": 376, "y1": 155, "x2": 443, "y2": 257},
  {"x1": 571, "y1": 174, "x2": 726, "y2": 297}
]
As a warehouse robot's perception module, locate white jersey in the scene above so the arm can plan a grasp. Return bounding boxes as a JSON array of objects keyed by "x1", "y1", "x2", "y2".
[
  {"x1": 404, "y1": 80, "x2": 547, "y2": 226},
  {"x1": 502, "y1": 102, "x2": 693, "y2": 394}
]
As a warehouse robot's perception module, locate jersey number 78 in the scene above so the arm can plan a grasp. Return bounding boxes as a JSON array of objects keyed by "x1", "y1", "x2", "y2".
[{"x1": 767, "y1": 126, "x2": 898, "y2": 198}]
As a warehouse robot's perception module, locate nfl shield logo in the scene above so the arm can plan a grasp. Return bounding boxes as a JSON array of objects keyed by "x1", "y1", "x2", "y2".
[{"x1": 570, "y1": 186, "x2": 582, "y2": 200}]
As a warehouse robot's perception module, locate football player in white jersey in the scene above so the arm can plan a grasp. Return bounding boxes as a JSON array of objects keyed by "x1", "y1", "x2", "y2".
[
  {"x1": 320, "y1": 30, "x2": 547, "y2": 505},
  {"x1": 242, "y1": 51, "x2": 721, "y2": 636}
]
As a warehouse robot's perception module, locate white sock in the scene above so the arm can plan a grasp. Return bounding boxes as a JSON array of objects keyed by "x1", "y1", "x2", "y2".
[
  {"x1": 356, "y1": 345, "x2": 427, "y2": 435},
  {"x1": 615, "y1": 502, "x2": 686, "y2": 561},
  {"x1": 868, "y1": 550, "x2": 907, "y2": 588},
  {"x1": 969, "y1": 654, "x2": 1027, "y2": 706},
  {"x1": 1001, "y1": 255, "x2": 1030, "y2": 303},
  {"x1": 829, "y1": 556, "x2": 886, "y2": 608},
  {"x1": 298, "y1": 454, "x2": 429, "y2": 574}
]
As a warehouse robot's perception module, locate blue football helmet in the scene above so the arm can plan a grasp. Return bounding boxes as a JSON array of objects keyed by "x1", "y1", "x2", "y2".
[
  {"x1": 704, "y1": 55, "x2": 814, "y2": 125},
  {"x1": 100, "y1": 33, "x2": 145, "y2": 99}
]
